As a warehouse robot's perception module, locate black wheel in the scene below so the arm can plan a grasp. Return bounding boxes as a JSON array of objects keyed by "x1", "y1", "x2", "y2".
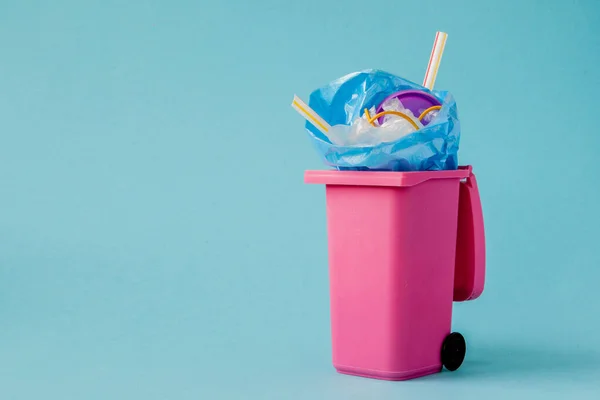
[{"x1": 441, "y1": 332, "x2": 466, "y2": 371}]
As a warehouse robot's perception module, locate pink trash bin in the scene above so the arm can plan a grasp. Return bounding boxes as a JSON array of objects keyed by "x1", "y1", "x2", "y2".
[{"x1": 305, "y1": 165, "x2": 485, "y2": 380}]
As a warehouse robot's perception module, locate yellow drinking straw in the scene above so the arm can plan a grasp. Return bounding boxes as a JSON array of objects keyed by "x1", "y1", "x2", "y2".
[
  {"x1": 291, "y1": 94, "x2": 331, "y2": 135},
  {"x1": 364, "y1": 108, "x2": 420, "y2": 130},
  {"x1": 418, "y1": 105, "x2": 442, "y2": 121}
]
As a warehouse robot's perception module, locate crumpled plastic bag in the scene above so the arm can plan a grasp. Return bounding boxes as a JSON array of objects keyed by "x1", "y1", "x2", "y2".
[
  {"x1": 326, "y1": 97, "x2": 426, "y2": 147},
  {"x1": 303, "y1": 69, "x2": 460, "y2": 171}
]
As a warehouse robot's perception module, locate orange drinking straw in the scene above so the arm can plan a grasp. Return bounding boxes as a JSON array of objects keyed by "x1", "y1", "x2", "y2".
[
  {"x1": 418, "y1": 105, "x2": 442, "y2": 121},
  {"x1": 364, "y1": 108, "x2": 420, "y2": 130}
]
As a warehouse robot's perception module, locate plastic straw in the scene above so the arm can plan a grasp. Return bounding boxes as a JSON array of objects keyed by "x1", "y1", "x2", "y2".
[
  {"x1": 364, "y1": 108, "x2": 420, "y2": 130},
  {"x1": 291, "y1": 94, "x2": 331, "y2": 135},
  {"x1": 417, "y1": 105, "x2": 442, "y2": 121},
  {"x1": 422, "y1": 31, "x2": 448, "y2": 90}
]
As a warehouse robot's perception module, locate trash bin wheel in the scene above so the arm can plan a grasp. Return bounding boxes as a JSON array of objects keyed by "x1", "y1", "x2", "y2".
[{"x1": 441, "y1": 332, "x2": 466, "y2": 371}]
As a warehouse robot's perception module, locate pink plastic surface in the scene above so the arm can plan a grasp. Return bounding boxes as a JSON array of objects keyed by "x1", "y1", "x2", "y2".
[
  {"x1": 305, "y1": 167, "x2": 485, "y2": 380},
  {"x1": 454, "y1": 166, "x2": 486, "y2": 301}
]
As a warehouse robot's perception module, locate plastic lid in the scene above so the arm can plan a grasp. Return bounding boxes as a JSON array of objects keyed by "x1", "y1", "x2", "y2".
[
  {"x1": 376, "y1": 90, "x2": 441, "y2": 125},
  {"x1": 304, "y1": 168, "x2": 470, "y2": 188}
]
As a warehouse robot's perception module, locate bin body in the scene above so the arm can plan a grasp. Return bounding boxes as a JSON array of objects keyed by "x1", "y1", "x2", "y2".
[{"x1": 305, "y1": 168, "x2": 472, "y2": 380}]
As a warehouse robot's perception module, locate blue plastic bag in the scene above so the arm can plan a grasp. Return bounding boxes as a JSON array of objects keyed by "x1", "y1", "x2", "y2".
[{"x1": 304, "y1": 69, "x2": 460, "y2": 171}]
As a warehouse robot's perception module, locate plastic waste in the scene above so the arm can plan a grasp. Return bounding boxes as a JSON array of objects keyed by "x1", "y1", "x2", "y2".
[
  {"x1": 325, "y1": 99, "x2": 425, "y2": 147},
  {"x1": 302, "y1": 69, "x2": 460, "y2": 171}
]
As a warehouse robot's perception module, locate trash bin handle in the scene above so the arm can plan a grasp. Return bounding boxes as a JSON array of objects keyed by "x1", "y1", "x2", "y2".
[{"x1": 453, "y1": 166, "x2": 486, "y2": 302}]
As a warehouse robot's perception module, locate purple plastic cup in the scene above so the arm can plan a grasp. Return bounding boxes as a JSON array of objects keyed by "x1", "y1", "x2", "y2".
[{"x1": 375, "y1": 90, "x2": 442, "y2": 126}]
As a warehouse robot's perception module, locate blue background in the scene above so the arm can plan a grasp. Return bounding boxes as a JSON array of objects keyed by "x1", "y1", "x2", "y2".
[{"x1": 1, "y1": 0, "x2": 599, "y2": 398}]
